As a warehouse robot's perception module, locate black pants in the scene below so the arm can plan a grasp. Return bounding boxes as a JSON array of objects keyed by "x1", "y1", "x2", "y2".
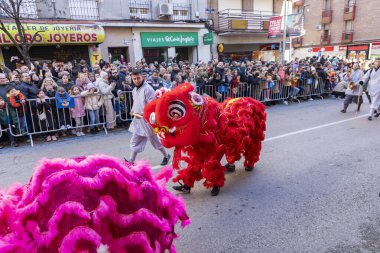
[{"x1": 343, "y1": 95, "x2": 363, "y2": 111}]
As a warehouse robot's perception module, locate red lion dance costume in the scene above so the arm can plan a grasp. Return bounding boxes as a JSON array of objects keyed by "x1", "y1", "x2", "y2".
[
  {"x1": 0, "y1": 155, "x2": 190, "y2": 253},
  {"x1": 144, "y1": 83, "x2": 266, "y2": 196}
]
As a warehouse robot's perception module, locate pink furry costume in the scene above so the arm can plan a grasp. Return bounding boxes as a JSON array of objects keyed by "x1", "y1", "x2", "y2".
[
  {"x1": 0, "y1": 155, "x2": 190, "y2": 253},
  {"x1": 144, "y1": 83, "x2": 266, "y2": 196}
]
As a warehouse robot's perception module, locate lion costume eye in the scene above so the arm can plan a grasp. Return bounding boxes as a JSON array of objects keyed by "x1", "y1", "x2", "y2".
[
  {"x1": 168, "y1": 100, "x2": 186, "y2": 120},
  {"x1": 149, "y1": 112, "x2": 156, "y2": 125}
]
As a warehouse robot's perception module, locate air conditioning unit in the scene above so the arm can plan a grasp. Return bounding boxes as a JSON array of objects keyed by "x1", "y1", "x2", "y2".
[
  {"x1": 315, "y1": 25, "x2": 322, "y2": 30},
  {"x1": 159, "y1": 3, "x2": 173, "y2": 16}
]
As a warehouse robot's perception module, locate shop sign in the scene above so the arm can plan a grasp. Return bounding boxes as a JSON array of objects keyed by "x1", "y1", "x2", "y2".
[
  {"x1": 203, "y1": 32, "x2": 213, "y2": 45},
  {"x1": 217, "y1": 43, "x2": 224, "y2": 53},
  {"x1": 268, "y1": 16, "x2": 283, "y2": 38},
  {"x1": 0, "y1": 23, "x2": 104, "y2": 45},
  {"x1": 339, "y1": 45, "x2": 347, "y2": 51},
  {"x1": 347, "y1": 44, "x2": 370, "y2": 60},
  {"x1": 140, "y1": 32, "x2": 198, "y2": 47},
  {"x1": 89, "y1": 45, "x2": 102, "y2": 66},
  {"x1": 371, "y1": 42, "x2": 380, "y2": 50},
  {"x1": 312, "y1": 46, "x2": 334, "y2": 52}
]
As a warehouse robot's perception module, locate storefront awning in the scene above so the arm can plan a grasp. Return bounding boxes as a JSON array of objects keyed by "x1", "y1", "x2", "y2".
[{"x1": 0, "y1": 23, "x2": 104, "y2": 45}]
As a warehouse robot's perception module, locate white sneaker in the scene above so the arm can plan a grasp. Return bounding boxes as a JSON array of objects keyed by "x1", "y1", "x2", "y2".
[
  {"x1": 76, "y1": 132, "x2": 81, "y2": 137},
  {"x1": 66, "y1": 125, "x2": 72, "y2": 129},
  {"x1": 283, "y1": 101, "x2": 288, "y2": 105},
  {"x1": 308, "y1": 98, "x2": 313, "y2": 101},
  {"x1": 60, "y1": 125, "x2": 66, "y2": 130},
  {"x1": 80, "y1": 132, "x2": 85, "y2": 136}
]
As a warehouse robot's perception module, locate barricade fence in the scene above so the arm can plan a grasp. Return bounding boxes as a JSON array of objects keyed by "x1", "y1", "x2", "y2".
[
  {"x1": 2, "y1": 94, "x2": 118, "y2": 147},
  {"x1": 0, "y1": 78, "x2": 330, "y2": 147}
]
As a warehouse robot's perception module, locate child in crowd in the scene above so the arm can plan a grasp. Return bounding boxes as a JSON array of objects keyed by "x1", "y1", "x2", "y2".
[
  {"x1": 36, "y1": 90, "x2": 57, "y2": 142},
  {"x1": 55, "y1": 87, "x2": 73, "y2": 130},
  {"x1": 81, "y1": 83, "x2": 103, "y2": 134},
  {"x1": 0, "y1": 96, "x2": 18, "y2": 148},
  {"x1": 70, "y1": 86, "x2": 86, "y2": 136},
  {"x1": 7, "y1": 87, "x2": 27, "y2": 134}
]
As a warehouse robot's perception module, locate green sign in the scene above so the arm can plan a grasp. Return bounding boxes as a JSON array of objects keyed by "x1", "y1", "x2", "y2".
[
  {"x1": 203, "y1": 32, "x2": 214, "y2": 45},
  {"x1": 141, "y1": 32, "x2": 198, "y2": 47}
]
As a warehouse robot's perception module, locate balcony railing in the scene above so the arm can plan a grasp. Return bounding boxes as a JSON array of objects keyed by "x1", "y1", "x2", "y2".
[
  {"x1": 292, "y1": 37, "x2": 303, "y2": 48},
  {"x1": 320, "y1": 34, "x2": 331, "y2": 45},
  {"x1": 342, "y1": 31, "x2": 354, "y2": 43},
  {"x1": 128, "y1": 0, "x2": 152, "y2": 20},
  {"x1": 0, "y1": 0, "x2": 38, "y2": 19},
  {"x1": 344, "y1": 4, "x2": 356, "y2": 20},
  {"x1": 218, "y1": 9, "x2": 277, "y2": 34},
  {"x1": 69, "y1": 0, "x2": 99, "y2": 20},
  {"x1": 171, "y1": 2, "x2": 192, "y2": 21},
  {"x1": 321, "y1": 9, "x2": 333, "y2": 24}
]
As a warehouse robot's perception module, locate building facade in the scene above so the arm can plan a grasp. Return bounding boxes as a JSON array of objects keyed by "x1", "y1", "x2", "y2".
[
  {"x1": 208, "y1": 0, "x2": 286, "y2": 62},
  {"x1": 292, "y1": 0, "x2": 380, "y2": 60},
  {"x1": 0, "y1": 0, "x2": 211, "y2": 66}
]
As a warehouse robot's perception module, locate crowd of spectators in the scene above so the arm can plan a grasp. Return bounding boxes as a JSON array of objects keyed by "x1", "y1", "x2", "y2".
[{"x1": 0, "y1": 54, "x2": 375, "y2": 149}]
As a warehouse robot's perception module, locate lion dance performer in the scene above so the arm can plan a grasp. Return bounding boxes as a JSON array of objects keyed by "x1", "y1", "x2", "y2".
[
  {"x1": 144, "y1": 83, "x2": 266, "y2": 196},
  {"x1": 0, "y1": 155, "x2": 190, "y2": 253}
]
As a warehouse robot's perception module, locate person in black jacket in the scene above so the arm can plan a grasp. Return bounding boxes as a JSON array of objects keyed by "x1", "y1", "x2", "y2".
[{"x1": 18, "y1": 73, "x2": 39, "y2": 99}]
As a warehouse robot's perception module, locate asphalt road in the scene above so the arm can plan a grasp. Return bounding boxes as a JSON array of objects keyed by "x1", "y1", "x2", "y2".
[{"x1": 1, "y1": 97, "x2": 380, "y2": 253}]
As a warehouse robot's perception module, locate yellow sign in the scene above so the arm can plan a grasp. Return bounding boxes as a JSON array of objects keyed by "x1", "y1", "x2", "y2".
[
  {"x1": 0, "y1": 23, "x2": 104, "y2": 45},
  {"x1": 231, "y1": 20, "x2": 248, "y2": 30},
  {"x1": 0, "y1": 48, "x2": 4, "y2": 66},
  {"x1": 217, "y1": 43, "x2": 224, "y2": 53},
  {"x1": 88, "y1": 45, "x2": 102, "y2": 66}
]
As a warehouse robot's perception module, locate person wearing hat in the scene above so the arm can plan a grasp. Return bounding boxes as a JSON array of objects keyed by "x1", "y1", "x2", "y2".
[
  {"x1": 361, "y1": 58, "x2": 380, "y2": 120},
  {"x1": 126, "y1": 69, "x2": 171, "y2": 166}
]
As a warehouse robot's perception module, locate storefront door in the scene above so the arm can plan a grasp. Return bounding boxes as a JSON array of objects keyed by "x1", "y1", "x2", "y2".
[
  {"x1": 108, "y1": 47, "x2": 128, "y2": 64},
  {"x1": 143, "y1": 48, "x2": 167, "y2": 64},
  {"x1": 175, "y1": 47, "x2": 190, "y2": 62}
]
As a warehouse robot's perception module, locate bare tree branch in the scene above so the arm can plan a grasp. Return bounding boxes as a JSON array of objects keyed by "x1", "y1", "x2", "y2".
[
  {"x1": 0, "y1": 19, "x2": 23, "y2": 53},
  {"x1": 27, "y1": 30, "x2": 44, "y2": 50}
]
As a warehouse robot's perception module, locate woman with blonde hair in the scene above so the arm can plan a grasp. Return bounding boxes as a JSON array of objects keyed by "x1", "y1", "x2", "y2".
[
  {"x1": 75, "y1": 72, "x2": 91, "y2": 90},
  {"x1": 96, "y1": 71, "x2": 116, "y2": 129},
  {"x1": 40, "y1": 77, "x2": 58, "y2": 91}
]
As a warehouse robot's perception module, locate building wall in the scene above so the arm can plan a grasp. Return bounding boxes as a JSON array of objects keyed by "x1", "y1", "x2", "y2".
[
  {"x1": 218, "y1": 0, "x2": 242, "y2": 11},
  {"x1": 99, "y1": 27, "x2": 134, "y2": 63},
  {"x1": 254, "y1": 0, "x2": 273, "y2": 12},
  {"x1": 301, "y1": 0, "x2": 380, "y2": 47}
]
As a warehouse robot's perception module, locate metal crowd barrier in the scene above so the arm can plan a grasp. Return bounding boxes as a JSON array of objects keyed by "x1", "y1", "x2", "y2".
[
  {"x1": 201, "y1": 78, "x2": 329, "y2": 103},
  {"x1": 0, "y1": 78, "x2": 333, "y2": 148},
  {"x1": 2, "y1": 94, "x2": 118, "y2": 147},
  {"x1": 115, "y1": 91, "x2": 133, "y2": 122}
]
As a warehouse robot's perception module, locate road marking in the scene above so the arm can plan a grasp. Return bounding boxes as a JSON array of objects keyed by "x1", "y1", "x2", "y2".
[
  {"x1": 264, "y1": 114, "x2": 368, "y2": 142},
  {"x1": 150, "y1": 114, "x2": 368, "y2": 170}
]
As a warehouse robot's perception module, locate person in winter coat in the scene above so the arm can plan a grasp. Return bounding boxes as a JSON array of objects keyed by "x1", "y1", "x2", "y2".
[
  {"x1": 81, "y1": 82, "x2": 104, "y2": 134},
  {"x1": 36, "y1": 90, "x2": 57, "y2": 141},
  {"x1": 55, "y1": 87, "x2": 73, "y2": 130},
  {"x1": 97, "y1": 71, "x2": 116, "y2": 129},
  {"x1": 69, "y1": 86, "x2": 86, "y2": 136},
  {"x1": 57, "y1": 73, "x2": 74, "y2": 92},
  {"x1": 0, "y1": 95, "x2": 18, "y2": 148},
  {"x1": 7, "y1": 87, "x2": 27, "y2": 134}
]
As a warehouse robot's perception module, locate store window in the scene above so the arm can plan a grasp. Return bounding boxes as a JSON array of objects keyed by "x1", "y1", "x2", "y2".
[
  {"x1": 143, "y1": 48, "x2": 167, "y2": 64},
  {"x1": 2, "y1": 45, "x2": 90, "y2": 66}
]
